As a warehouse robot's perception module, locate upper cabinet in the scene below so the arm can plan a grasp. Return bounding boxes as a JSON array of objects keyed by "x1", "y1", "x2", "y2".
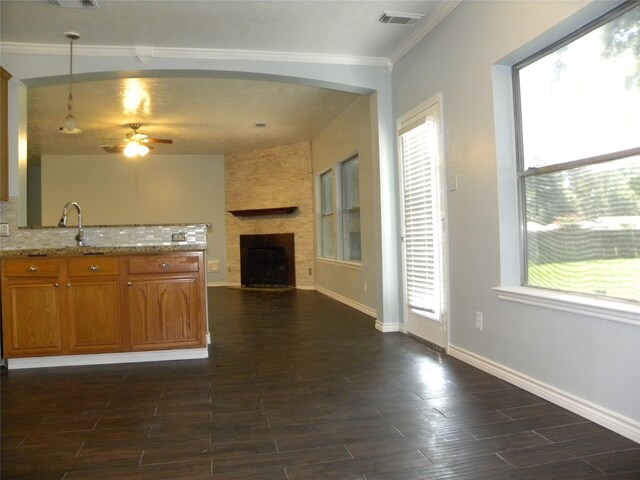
[{"x1": 1, "y1": 67, "x2": 11, "y2": 201}]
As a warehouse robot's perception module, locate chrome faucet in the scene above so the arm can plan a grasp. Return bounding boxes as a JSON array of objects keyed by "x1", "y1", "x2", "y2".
[{"x1": 58, "y1": 201, "x2": 86, "y2": 246}]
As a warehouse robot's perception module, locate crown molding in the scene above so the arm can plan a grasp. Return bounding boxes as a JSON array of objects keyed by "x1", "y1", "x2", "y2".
[
  {"x1": 0, "y1": 42, "x2": 389, "y2": 68},
  {"x1": 388, "y1": 0, "x2": 463, "y2": 65}
]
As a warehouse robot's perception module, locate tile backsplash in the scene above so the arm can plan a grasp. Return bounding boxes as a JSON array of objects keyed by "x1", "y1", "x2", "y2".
[{"x1": 0, "y1": 198, "x2": 208, "y2": 251}]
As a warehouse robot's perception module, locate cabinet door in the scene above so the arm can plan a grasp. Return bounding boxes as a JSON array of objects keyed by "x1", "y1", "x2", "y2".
[
  {"x1": 2, "y1": 280, "x2": 63, "y2": 357},
  {"x1": 128, "y1": 277, "x2": 204, "y2": 350},
  {"x1": 67, "y1": 278, "x2": 121, "y2": 353}
]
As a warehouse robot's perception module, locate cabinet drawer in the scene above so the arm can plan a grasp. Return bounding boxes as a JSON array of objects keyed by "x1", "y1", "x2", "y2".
[
  {"x1": 3, "y1": 258, "x2": 61, "y2": 277},
  {"x1": 127, "y1": 255, "x2": 200, "y2": 275},
  {"x1": 68, "y1": 257, "x2": 120, "y2": 276}
]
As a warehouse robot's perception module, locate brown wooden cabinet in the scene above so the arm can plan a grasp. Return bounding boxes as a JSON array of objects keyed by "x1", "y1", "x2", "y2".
[
  {"x1": 1, "y1": 251, "x2": 206, "y2": 359},
  {"x1": 127, "y1": 253, "x2": 205, "y2": 350},
  {"x1": 1, "y1": 258, "x2": 64, "y2": 357},
  {"x1": 67, "y1": 256, "x2": 122, "y2": 354}
]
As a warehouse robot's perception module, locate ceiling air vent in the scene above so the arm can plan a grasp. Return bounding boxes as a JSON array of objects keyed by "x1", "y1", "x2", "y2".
[
  {"x1": 47, "y1": 0, "x2": 99, "y2": 8},
  {"x1": 378, "y1": 11, "x2": 423, "y2": 25}
]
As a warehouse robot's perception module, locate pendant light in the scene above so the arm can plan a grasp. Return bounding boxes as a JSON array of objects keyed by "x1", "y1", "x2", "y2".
[{"x1": 59, "y1": 32, "x2": 81, "y2": 134}]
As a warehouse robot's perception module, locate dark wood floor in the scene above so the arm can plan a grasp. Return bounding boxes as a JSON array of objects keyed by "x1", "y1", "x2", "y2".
[{"x1": 1, "y1": 287, "x2": 639, "y2": 479}]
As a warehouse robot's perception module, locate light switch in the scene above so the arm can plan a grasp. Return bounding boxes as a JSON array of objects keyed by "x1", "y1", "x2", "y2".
[
  {"x1": 448, "y1": 174, "x2": 459, "y2": 191},
  {"x1": 0, "y1": 223, "x2": 9, "y2": 237}
]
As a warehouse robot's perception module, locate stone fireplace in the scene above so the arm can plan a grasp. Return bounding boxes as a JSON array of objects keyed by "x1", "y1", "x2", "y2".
[
  {"x1": 225, "y1": 142, "x2": 314, "y2": 289},
  {"x1": 240, "y1": 233, "x2": 295, "y2": 287}
]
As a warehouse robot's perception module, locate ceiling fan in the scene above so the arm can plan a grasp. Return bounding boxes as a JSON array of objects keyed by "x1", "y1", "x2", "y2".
[{"x1": 101, "y1": 123, "x2": 173, "y2": 157}]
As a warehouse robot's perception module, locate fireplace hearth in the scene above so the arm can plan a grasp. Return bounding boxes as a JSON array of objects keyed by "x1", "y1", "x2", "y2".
[{"x1": 240, "y1": 233, "x2": 295, "y2": 288}]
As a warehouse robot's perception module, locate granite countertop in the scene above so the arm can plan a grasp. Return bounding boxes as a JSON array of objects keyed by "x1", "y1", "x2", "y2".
[
  {"x1": 0, "y1": 244, "x2": 207, "y2": 257},
  {"x1": 21, "y1": 223, "x2": 212, "y2": 230}
]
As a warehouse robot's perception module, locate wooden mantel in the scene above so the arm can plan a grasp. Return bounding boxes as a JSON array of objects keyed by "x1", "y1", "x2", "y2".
[{"x1": 228, "y1": 206, "x2": 298, "y2": 217}]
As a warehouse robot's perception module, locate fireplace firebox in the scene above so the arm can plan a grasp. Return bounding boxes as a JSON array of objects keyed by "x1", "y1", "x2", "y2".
[{"x1": 240, "y1": 233, "x2": 295, "y2": 287}]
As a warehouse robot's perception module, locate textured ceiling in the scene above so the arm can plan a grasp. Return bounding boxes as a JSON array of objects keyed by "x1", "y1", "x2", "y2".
[
  {"x1": 27, "y1": 77, "x2": 361, "y2": 158},
  {"x1": 1, "y1": 1, "x2": 450, "y2": 58}
]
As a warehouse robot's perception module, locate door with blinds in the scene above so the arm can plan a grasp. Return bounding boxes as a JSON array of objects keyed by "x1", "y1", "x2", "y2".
[{"x1": 398, "y1": 97, "x2": 448, "y2": 348}]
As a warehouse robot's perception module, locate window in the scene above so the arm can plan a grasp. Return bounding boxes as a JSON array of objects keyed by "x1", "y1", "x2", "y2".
[
  {"x1": 514, "y1": 2, "x2": 640, "y2": 303},
  {"x1": 316, "y1": 155, "x2": 362, "y2": 263},
  {"x1": 318, "y1": 169, "x2": 334, "y2": 258},
  {"x1": 340, "y1": 156, "x2": 361, "y2": 262},
  {"x1": 399, "y1": 101, "x2": 444, "y2": 318}
]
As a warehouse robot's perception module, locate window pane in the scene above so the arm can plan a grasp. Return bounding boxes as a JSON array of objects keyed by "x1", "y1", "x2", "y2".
[
  {"x1": 321, "y1": 171, "x2": 333, "y2": 215},
  {"x1": 321, "y1": 214, "x2": 334, "y2": 258},
  {"x1": 341, "y1": 156, "x2": 361, "y2": 262},
  {"x1": 319, "y1": 170, "x2": 333, "y2": 258},
  {"x1": 341, "y1": 157, "x2": 360, "y2": 209},
  {"x1": 519, "y1": 5, "x2": 640, "y2": 169},
  {"x1": 525, "y1": 155, "x2": 640, "y2": 302},
  {"x1": 401, "y1": 120, "x2": 442, "y2": 313}
]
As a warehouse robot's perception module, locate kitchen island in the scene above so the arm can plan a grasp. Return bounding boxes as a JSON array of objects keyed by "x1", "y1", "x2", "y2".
[{"x1": 0, "y1": 245, "x2": 209, "y2": 369}]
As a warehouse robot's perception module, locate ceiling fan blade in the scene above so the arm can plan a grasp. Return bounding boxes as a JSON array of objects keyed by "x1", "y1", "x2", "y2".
[
  {"x1": 145, "y1": 138, "x2": 173, "y2": 144},
  {"x1": 101, "y1": 145, "x2": 125, "y2": 154}
]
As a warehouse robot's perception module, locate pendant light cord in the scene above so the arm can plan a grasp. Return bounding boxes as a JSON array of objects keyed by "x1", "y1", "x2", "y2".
[{"x1": 67, "y1": 37, "x2": 74, "y2": 114}]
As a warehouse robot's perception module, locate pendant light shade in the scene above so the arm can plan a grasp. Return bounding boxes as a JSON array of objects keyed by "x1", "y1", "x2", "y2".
[{"x1": 59, "y1": 32, "x2": 81, "y2": 134}]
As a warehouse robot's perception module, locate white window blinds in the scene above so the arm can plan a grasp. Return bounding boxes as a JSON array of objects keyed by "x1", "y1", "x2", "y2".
[{"x1": 400, "y1": 117, "x2": 441, "y2": 315}]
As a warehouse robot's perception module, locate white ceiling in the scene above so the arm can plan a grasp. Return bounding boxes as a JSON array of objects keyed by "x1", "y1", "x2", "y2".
[{"x1": 1, "y1": 0, "x2": 458, "y2": 158}]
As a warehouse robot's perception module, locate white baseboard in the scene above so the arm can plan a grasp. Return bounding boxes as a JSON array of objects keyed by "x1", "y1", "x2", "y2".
[
  {"x1": 375, "y1": 320, "x2": 402, "y2": 332},
  {"x1": 7, "y1": 348, "x2": 209, "y2": 370},
  {"x1": 209, "y1": 283, "x2": 314, "y2": 290},
  {"x1": 314, "y1": 285, "x2": 377, "y2": 319},
  {"x1": 448, "y1": 344, "x2": 640, "y2": 443}
]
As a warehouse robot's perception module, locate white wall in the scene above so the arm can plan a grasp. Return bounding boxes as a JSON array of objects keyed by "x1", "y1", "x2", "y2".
[
  {"x1": 393, "y1": 0, "x2": 639, "y2": 438},
  {"x1": 41, "y1": 154, "x2": 227, "y2": 284},
  {"x1": 312, "y1": 95, "x2": 377, "y2": 316}
]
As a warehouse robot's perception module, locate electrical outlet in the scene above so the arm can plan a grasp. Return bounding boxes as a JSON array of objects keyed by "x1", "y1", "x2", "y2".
[
  {"x1": 475, "y1": 311, "x2": 483, "y2": 331},
  {"x1": 171, "y1": 232, "x2": 186, "y2": 242},
  {"x1": 0, "y1": 223, "x2": 9, "y2": 237}
]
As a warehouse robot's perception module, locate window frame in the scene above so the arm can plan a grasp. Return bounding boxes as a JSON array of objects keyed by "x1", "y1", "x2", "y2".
[{"x1": 512, "y1": 1, "x2": 640, "y2": 298}]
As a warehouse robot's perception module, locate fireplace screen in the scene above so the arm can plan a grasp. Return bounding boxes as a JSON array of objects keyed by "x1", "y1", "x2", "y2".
[{"x1": 240, "y1": 233, "x2": 295, "y2": 287}]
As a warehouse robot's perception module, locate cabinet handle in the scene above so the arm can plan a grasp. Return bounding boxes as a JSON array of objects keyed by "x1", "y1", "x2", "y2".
[
  {"x1": 159, "y1": 262, "x2": 170, "y2": 268},
  {"x1": 127, "y1": 282, "x2": 132, "y2": 286},
  {"x1": 27, "y1": 265, "x2": 39, "y2": 272},
  {"x1": 67, "y1": 283, "x2": 71, "y2": 288},
  {"x1": 54, "y1": 282, "x2": 59, "y2": 288},
  {"x1": 88, "y1": 265, "x2": 100, "y2": 271}
]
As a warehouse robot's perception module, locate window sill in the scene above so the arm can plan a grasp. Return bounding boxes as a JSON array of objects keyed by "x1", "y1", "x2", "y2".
[
  {"x1": 493, "y1": 286, "x2": 640, "y2": 327},
  {"x1": 316, "y1": 257, "x2": 363, "y2": 270}
]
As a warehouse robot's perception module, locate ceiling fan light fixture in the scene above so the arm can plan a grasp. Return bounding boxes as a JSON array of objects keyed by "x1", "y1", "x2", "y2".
[
  {"x1": 124, "y1": 141, "x2": 149, "y2": 158},
  {"x1": 59, "y1": 32, "x2": 82, "y2": 134}
]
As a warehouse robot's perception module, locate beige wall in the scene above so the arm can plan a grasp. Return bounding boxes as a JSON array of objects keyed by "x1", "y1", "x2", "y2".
[
  {"x1": 311, "y1": 94, "x2": 377, "y2": 315},
  {"x1": 225, "y1": 142, "x2": 315, "y2": 288},
  {"x1": 40, "y1": 154, "x2": 227, "y2": 284}
]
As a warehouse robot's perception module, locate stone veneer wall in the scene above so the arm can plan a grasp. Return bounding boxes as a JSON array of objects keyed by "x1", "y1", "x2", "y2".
[{"x1": 225, "y1": 142, "x2": 315, "y2": 288}]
